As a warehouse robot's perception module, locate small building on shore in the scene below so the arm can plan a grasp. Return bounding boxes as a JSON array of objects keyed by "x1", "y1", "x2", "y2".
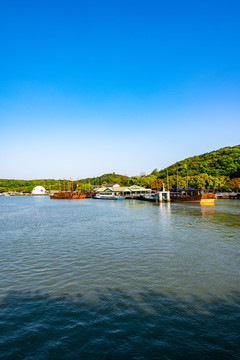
[
  {"x1": 96, "y1": 185, "x2": 151, "y2": 198},
  {"x1": 31, "y1": 186, "x2": 46, "y2": 195}
]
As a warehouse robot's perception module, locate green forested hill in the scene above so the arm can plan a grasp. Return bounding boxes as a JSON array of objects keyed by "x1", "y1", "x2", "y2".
[
  {"x1": 148, "y1": 145, "x2": 240, "y2": 191},
  {"x1": 157, "y1": 145, "x2": 240, "y2": 179},
  {"x1": 1, "y1": 146, "x2": 240, "y2": 193}
]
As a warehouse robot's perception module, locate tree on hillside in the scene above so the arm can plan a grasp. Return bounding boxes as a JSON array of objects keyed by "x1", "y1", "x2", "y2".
[{"x1": 229, "y1": 178, "x2": 240, "y2": 191}]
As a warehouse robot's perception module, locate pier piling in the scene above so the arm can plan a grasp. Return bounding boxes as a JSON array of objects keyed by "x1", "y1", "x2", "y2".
[{"x1": 158, "y1": 191, "x2": 170, "y2": 203}]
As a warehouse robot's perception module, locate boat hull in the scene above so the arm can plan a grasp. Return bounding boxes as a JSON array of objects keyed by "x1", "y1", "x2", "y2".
[
  {"x1": 94, "y1": 196, "x2": 125, "y2": 200},
  {"x1": 171, "y1": 193, "x2": 215, "y2": 205},
  {"x1": 200, "y1": 198, "x2": 215, "y2": 205},
  {"x1": 50, "y1": 192, "x2": 86, "y2": 199}
]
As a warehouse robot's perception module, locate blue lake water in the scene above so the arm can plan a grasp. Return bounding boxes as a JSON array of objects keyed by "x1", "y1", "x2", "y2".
[{"x1": 0, "y1": 196, "x2": 240, "y2": 359}]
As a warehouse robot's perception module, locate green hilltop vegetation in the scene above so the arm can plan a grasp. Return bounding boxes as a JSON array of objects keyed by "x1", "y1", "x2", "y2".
[
  {"x1": 1, "y1": 145, "x2": 240, "y2": 193},
  {"x1": 157, "y1": 145, "x2": 240, "y2": 178},
  {"x1": 152, "y1": 144, "x2": 240, "y2": 191}
]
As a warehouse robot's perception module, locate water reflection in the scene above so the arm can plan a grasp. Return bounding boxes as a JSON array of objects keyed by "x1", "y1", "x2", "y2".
[
  {"x1": 201, "y1": 205, "x2": 216, "y2": 219},
  {"x1": 158, "y1": 202, "x2": 171, "y2": 213},
  {"x1": 158, "y1": 202, "x2": 171, "y2": 223}
]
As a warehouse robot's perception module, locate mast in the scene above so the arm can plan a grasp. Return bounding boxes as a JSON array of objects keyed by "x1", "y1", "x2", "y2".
[
  {"x1": 213, "y1": 176, "x2": 216, "y2": 192},
  {"x1": 176, "y1": 164, "x2": 178, "y2": 191},
  {"x1": 167, "y1": 169, "x2": 169, "y2": 191},
  {"x1": 203, "y1": 175, "x2": 206, "y2": 190}
]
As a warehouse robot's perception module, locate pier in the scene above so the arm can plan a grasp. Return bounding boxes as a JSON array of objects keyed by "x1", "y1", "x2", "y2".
[
  {"x1": 158, "y1": 191, "x2": 170, "y2": 202},
  {"x1": 215, "y1": 192, "x2": 240, "y2": 199}
]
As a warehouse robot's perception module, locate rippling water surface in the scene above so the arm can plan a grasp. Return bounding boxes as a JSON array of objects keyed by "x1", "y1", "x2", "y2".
[{"x1": 0, "y1": 197, "x2": 240, "y2": 359}]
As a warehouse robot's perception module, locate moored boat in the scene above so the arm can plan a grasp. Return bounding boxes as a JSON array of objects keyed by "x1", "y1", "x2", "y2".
[
  {"x1": 170, "y1": 189, "x2": 215, "y2": 205},
  {"x1": 50, "y1": 191, "x2": 86, "y2": 199},
  {"x1": 137, "y1": 193, "x2": 158, "y2": 202},
  {"x1": 94, "y1": 192, "x2": 125, "y2": 200}
]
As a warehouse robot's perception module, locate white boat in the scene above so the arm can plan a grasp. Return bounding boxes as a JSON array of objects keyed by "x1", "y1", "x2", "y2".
[{"x1": 94, "y1": 192, "x2": 125, "y2": 200}]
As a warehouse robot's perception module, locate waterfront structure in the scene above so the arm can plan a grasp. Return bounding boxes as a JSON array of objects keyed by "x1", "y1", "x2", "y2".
[
  {"x1": 215, "y1": 192, "x2": 240, "y2": 199},
  {"x1": 31, "y1": 186, "x2": 46, "y2": 195},
  {"x1": 96, "y1": 185, "x2": 152, "y2": 198},
  {"x1": 158, "y1": 191, "x2": 170, "y2": 202}
]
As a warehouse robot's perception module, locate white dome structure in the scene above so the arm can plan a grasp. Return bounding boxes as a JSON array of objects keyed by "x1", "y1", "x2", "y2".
[{"x1": 32, "y1": 186, "x2": 46, "y2": 195}]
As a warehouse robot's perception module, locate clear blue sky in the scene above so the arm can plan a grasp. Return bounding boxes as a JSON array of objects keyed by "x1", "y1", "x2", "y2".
[{"x1": 1, "y1": 0, "x2": 240, "y2": 179}]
